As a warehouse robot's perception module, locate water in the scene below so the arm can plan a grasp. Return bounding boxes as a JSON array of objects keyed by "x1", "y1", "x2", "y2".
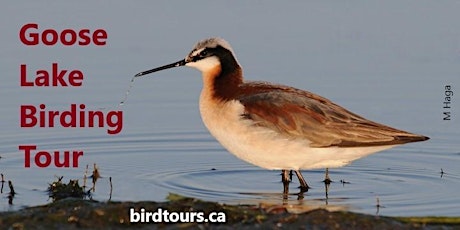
[{"x1": 1, "y1": 1, "x2": 459, "y2": 216}]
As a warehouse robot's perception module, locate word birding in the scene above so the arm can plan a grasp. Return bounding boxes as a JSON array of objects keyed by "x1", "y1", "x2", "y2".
[{"x1": 20, "y1": 104, "x2": 123, "y2": 134}]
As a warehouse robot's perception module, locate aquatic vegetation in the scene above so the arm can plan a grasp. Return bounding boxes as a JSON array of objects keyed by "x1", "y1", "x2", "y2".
[{"x1": 47, "y1": 176, "x2": 91, "y2": 201}]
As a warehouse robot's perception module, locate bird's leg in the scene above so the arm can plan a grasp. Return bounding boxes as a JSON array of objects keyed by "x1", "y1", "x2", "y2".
[
  {"x1": 294, "y1": 170, "x2": 310, "y2": 192},
  {"x1": 281, "y1": 170, "x2": 290, "y2": 195},
  {"x1": 323, "y1": 168, "x2": 332, "y2": 185},
  {"x1": 323, "y1": 168, "x2": 331, "y2": 204}
]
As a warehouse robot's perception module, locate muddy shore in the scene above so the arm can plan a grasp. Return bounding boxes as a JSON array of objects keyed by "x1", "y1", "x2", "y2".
[{"x1": 1, "y1": 194, "x2": 459, "y2": 230}]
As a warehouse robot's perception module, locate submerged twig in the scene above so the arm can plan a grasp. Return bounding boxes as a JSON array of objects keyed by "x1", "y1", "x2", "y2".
[
  {"x1": 375, "y1": 196, "x2": 386, "y2": 215},
  {"x1": 91, "y1": 163, "x2": 100, "y2": 192},
  {"x1": 1, "y1": 173, "x2": 5, "y2": 193},
  {"x1": 8, "y1": 180, "x2": 16, "y2": 205},
  {"x1": 340, "y1": 179, "x2": 350, "y2": 186},
  {"x1": 8, "y1": 180, "x2": 15, "y2": 196},
  {"x1": 83, "y1": 164, "x2": 89, "y2": 190},
  {"x1": 109, "y1": 177, "x2": 113, "y2": 202}
]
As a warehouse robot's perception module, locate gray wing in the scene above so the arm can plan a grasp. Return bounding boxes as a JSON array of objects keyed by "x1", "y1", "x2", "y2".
[{"x1": 238, "y1": 85, "x2": 428, "y2": 147}]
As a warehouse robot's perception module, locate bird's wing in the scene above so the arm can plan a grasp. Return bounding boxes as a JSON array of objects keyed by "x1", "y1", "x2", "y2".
[{"x1": 238, "y1": 83, "x2": 428, "y2": 147}]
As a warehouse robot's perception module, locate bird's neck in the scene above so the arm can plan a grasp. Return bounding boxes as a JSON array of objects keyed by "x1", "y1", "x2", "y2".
[{"x1": 201, "y1": 64, "x2": 243, "y2": 102}]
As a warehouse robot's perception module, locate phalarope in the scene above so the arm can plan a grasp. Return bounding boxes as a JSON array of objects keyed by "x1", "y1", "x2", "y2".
[{"x1": 135, "y1": 37, "x2": 429, "y2": 192}]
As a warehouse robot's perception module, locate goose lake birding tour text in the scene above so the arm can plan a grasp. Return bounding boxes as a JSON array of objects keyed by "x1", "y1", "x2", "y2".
[{"x1": 17, "y1": 23, "x2": 122, "y2": 168}]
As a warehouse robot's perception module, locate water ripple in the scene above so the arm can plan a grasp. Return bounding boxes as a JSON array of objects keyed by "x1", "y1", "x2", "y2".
[{"x1": 1, "y1": 130, "x2": 459, "y2": 216}]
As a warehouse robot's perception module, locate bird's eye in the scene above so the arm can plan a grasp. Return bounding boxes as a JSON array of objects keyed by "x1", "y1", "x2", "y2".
[{"x1": 200, "y1": 50, "x2": 208, "y2": 57}]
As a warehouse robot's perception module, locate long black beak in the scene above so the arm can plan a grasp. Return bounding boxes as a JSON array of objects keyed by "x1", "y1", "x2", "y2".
[{"x1": 134, "y1": 59, "x2": 186, "y2": 77}]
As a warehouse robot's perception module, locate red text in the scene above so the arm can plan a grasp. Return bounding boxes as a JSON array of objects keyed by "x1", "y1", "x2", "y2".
[
  {"x1": 20, "y1": 145, "x2": 83, "y2": 168},
  {"x1": 20, "y1": 63, "x2": 83, "y2": 87},
  {"x1": 19, "y1": 23, "x2": 107, "y2": 46},
  {"x1": 20, "y1": 104, "x2": 123, "y2": 135}
]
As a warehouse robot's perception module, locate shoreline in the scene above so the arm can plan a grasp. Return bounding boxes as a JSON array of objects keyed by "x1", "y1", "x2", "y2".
[{"x1": 1, "y1": 194, "x2": 458, "y2": 229}]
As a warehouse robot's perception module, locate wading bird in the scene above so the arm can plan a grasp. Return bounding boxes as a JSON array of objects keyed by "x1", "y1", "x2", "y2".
[{"x1": 135, "y1": 38, "x2": 429, "y2": 193}]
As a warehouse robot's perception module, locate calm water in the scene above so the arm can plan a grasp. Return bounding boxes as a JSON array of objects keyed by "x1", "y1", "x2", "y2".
[{"x1": 1, "y1": 1, "x2": 459, "y2": 216}]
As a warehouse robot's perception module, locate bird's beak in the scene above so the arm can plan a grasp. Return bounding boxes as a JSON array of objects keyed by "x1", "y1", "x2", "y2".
[{"x1": 134, "y1": 59, "x2": 186, "y2": 77}]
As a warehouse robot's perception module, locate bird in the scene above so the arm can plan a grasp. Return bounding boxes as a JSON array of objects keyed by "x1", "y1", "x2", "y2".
[{"x1": 134, "y1": 37, "x2": 429, "y2": 193}]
